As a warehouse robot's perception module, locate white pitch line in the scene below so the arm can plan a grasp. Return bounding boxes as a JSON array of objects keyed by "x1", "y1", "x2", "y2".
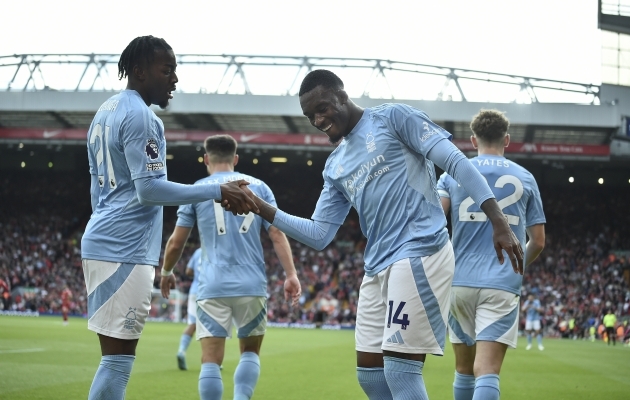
[{"x1": 0, "y1": 348, "x2": 45, "y2": 354}]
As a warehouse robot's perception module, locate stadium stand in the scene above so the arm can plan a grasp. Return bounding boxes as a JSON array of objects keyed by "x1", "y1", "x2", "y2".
[{"x1": 1, "y1": 168, "x2": 629, "y2": 343}]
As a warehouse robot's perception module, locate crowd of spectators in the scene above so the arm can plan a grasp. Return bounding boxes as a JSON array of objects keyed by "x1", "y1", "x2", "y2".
[{"x1": 2, "y1": 172, "x2": 629, "y2": 341}]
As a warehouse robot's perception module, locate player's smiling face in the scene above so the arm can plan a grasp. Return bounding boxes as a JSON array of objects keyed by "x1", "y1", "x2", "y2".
[
  {"x1": 300, "y1": 86, "x2": 351, "y2": 144},
  {"x1": 145, "y1": 49, "x2": 178, "y2": 109}
]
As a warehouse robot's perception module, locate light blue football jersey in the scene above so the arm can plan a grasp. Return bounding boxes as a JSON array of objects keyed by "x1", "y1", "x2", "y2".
[
  {"x1": 524, "y1": 299, "x2": 542, "y2": 320},
  {"x1": 82, "y1": 90, "x2": 168, "y2": 266},
  {"x1": 176, "y1": 171, "x2": 276, "y2": 299},
  {"x1": 437, "y1": 155, "x2": 546, "y2": 295},
  {"x1": 188, "y1": 248, "x2": 202, "y2": 295},
  {"x1": 311, "y1": 104, "x2": 452, "y2": 277}
]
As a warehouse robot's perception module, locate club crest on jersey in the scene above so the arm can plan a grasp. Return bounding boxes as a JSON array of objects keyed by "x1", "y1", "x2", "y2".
[
  {"x1": 145, "y1": 138, "x2": 159, "y2": 160},
  {"x1": 123, "y1": 307, "x2": 137, "y2": 330},
  {"x1": 366, "y1": 132, "x2": 376, "y2": 153}
]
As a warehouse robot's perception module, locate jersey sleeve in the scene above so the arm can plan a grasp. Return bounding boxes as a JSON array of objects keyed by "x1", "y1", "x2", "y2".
[
  {"x1": 260, "y1": 183, "x2": 277, "y2": 231},
  {"x1": 388, "y1": 104, "x2": 453, "y2": 157},
  {"x1": 121, "y1": 108, "x2": 167, "y2": 181},
  {"x1": 311, "y1": 177, "x2": 352, "y2": 224},
  {"x1": 176, "y1": 203, "x2": 197, "y2": 228},
  {"x1": 436, "y1": 172, "x2": 451, "y2": 198},
  {"x1": 525, "y1": 175, "x2": 546, "y2": 227}
]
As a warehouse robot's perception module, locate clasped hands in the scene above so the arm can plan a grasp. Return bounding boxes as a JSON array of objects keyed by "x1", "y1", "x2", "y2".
[{"x1": 218, "y1": 180, "x2": 259, "y2": 215}]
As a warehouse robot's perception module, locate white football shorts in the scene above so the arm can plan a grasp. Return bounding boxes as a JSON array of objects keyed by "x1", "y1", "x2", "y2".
[
  {"x1": 187, "y1": 293, "x2": 197, "y2": 325},
  {"x1": 525, "y1": 319, "x2": 542, "y2": 332},
  {"x1": 82, "y1": 259, "x2": 155, "y2": 340},
  {"x1": 355, "y1": 241, "x2": 455, "y2": 355},
  {"x1": 449, "y1": 287, "x2": 520, "y2": 349},
  {"x1": 197, "y1": 296, "x2": 266, "y2": 340}
]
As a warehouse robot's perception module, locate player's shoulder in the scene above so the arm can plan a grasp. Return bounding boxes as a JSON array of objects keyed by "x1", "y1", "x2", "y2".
[{"x1": 370, "y1": 103, "x2": 427, "y2": 121}]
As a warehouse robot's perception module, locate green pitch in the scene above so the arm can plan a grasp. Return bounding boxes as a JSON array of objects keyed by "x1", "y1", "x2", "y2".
[{"x1": 1, "y1": 316, "x2": 629, "y2": 399}]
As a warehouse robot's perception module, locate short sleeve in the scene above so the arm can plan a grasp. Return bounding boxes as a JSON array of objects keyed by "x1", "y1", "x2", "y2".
[
  {"x1": 176, "y1": 204, "x2": 196, "y2": 228},
  {"x1": 389, "y1": 105, "x2": 452, "y2": 157},
  {"x1": 436, "y1": 172, "x2": 451, "y2": 198},
  {"x1": 260, "y1": 183, "x2": 277, "y2": 231},
  {"x1": 311, "y1": 178, "x2": 352, "y2": 225},
  {"x1": 525, "y1": 176, "x2": 546, "y2": 227},
  {"x1": 121, "y1": 109, "x2": 167, "y2": 180}
]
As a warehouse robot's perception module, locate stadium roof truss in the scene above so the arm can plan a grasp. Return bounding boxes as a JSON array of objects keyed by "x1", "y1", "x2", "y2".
[{"x1": 0, "y1": 54, "x2": 601, "y2": 104}]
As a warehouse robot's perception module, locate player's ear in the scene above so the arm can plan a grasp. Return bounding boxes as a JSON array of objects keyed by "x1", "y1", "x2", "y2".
[
  {"x1": 203, "y1": 153, "x2": 210, "y2": 166},
  {"x1": 470, "y1": 135, "x2": 478, "y2": 149},
  {"x1": 132, "y1": 64, "x2": 146, "y2": 82},
  {"x1": 337, "y1": 89, "x2": 349, "y2": 104},
  {"x1": 504, "y1": 134, "x2": 510, "y2": 148},
  {"x1": 233, "y1": 154, "x2": 239, "y2": 167}
]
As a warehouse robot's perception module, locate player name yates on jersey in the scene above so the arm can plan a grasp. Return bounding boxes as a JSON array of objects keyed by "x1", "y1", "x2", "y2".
[{"x1": 475, "y1": 158, "x2": 510, "y2": 167}]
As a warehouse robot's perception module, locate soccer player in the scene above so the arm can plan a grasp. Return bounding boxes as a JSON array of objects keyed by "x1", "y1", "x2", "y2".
[
  {"x1": 60, "y1": 285, "x2": 73, "y2": 326},
  {"x1": 436, "y1": 109, "x2": 546, "y2": 400},
  {"x1": 80, "y1": 36, "x2": 257, "y2": 400},
  {"x1": 175, "y1": 247, "x2": 202, "y2": 370},
  {"x1": 160, "y1": 134, "x2": 301, "y2": 400},
  {"x1": 229, "y1": 70, "x2": 523, "y2": 400},
  {"x1": 603, "y1": 309, "x2": 617, "y2": 346},
  {"x1": 522, "y1": 294, "x2": 544, "y2": 351}
]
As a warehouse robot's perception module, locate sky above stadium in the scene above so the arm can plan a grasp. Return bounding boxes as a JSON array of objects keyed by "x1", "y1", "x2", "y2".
[{"x1": 3, "y1": 0, "x2": 601, "y2": 85}]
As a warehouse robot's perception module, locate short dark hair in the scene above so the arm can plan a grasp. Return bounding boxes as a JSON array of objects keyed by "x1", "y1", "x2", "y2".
[
  {"x1": 118, "y1": 35, "x2": 172, "y2": 80},
  {"x1": 299, "y1": 69, "x2": 344, "y2": 96},
  {"x1": 470, "y1": 109, "x2": 509, "y2": 145},
  {"x1": 204, "y1": 135, "x2": 237, "y2": 163}
]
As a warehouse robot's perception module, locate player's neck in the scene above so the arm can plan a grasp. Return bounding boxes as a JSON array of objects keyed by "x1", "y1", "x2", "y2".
[
  {"x1": 126, "y1": 82, "x2": 150, "y2": 106},
  {"x1": 477, "y1": 147, "x2": 504, "y2": 157},
  {"x1": 208, "y1": 163, "x2": 234, "y2": 175}
]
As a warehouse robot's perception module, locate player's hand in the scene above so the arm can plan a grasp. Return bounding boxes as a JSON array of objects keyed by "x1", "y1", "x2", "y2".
[
  {"x1": 160, "y1": 274, "x2": 176, "y2": 299},
  {"x1": 284, "y1": 275, "x2": 302, "y2": 307},
  {"x1": 492, "y1": 219, "x2": 524, "y2": 275},
  {"x1": 219, "y1": 180, "x2": 259, "y2": 215}
]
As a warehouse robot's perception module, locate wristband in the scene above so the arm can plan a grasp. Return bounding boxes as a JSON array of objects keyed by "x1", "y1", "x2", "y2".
[{"x1": 161, "y1": 268, "x2": 173, "y2": 277}]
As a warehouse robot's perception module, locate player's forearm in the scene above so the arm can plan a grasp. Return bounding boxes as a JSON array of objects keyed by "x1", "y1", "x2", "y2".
[
  {"x1": 524, "y1": 240, "x2": 544, "y2": 267},
  {"x1": 254, "y1": 197, "x2": 277, "y2": 224},
  {"x1": 270, "y1": 230, "x2": 298, "y2": 278},
  {"x1": 427, "y1": 140, "x2": 495, "y2": 206},
  {"x1": 480, "y1": 198, "x2": 509, "y2": 227},
  {"x1": 162, "y1": 241, "x2": 185, "y2": 273},
  {"x1": 135, "y1": 177, "x2": 221, "y2": 206}
]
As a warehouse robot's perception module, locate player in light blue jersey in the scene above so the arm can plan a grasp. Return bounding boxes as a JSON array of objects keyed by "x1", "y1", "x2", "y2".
[
  {"x1": 81, "y1": 36, "x2": 257, "y2": 400},
  {"x1": 160, "y1": 135, "x2": 301, "y2": 400},
  {"x1": 229, "y1": 70, "x2": 524, "y2": 400},
  {"x1": 171, "y1": 247, "x2": 202, "y2": 370},
  {"x1": 522, "y1": 294, "x2": 545, "y2": 351},
  {"x1": 437, "y1": 109, "x2": 546, "y2": 400}
]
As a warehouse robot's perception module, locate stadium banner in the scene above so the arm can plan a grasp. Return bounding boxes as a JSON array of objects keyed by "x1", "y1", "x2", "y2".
[
  {"x1": 0, "y1": 128, "x2": 610, "y2": 156},
  {"x1": 267, "y1": 322, "x2": 355, "y2": 330},
  {"x1": 0, "y1": 310, "x2": 40, "y2": 317}
]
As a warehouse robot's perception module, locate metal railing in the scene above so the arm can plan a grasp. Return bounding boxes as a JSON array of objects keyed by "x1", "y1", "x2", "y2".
[{"x1": 0, "y1": 54, "x2": 600, "y2": 104}]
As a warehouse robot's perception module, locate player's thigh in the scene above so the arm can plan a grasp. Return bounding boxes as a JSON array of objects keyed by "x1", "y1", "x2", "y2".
[
  {"x1": 231, "y1": 296, "x2": 267, "y2": 340},
  {"x1": 197, "y1": 298, "x2": 234, "y2": 339},
  {"x1": 82, "y1": 259, "x2": 154, "y2": 340},
  {"x1": 474, "y1": 341, "x2": 508, "y2": 376},
  {"x1": 475, "y1": 289, "x2": 520, "y2": 348},
  {"x1": 355, "y1": 273, "x2": 387, "y2": 355},
  {"x1": 187, "y1": 294, "x2": 197, "y2": 325},
  {"x1": 449, "y1": 286, "x2": 479, "y2": 347},
  {"x1": 382, "y1": 243, "x2": 455, "y2": 356},
  {"x1": 200, "y1": 337, "x2": 227, "y2": 365}
]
